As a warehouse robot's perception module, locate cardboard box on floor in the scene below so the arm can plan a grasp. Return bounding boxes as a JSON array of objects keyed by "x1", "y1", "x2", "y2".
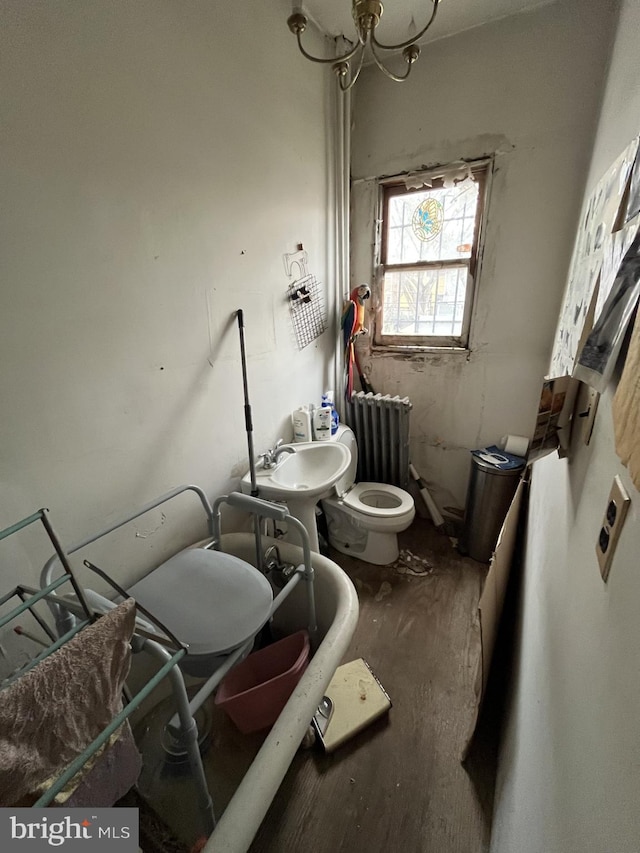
[{"x1": 462, "y1": 477, "x2": 526, "y2": 759}]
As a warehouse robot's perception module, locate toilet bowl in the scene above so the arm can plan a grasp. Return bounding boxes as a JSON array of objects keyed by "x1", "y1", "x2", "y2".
[{"x1": 321, "y1": 424, "x2": 415, "y2": 565}]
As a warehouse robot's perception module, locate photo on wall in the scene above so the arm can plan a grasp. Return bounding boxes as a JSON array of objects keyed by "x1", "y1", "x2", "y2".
[
  {"x1": 625, "y1": 146, "x2": 640, "y2": 224},
  {"x1": 598, "y1": 218, "x2": 638, "y2": 316},
  {"x1": 549, "y1": 138, "x2": 638, "y2": 378},
  {"x1": 528, "y1": 375, "x2": 573, "y2": 463},
  {"x1": 574, "y1": 229, "x2": 640, "y2": 393}
]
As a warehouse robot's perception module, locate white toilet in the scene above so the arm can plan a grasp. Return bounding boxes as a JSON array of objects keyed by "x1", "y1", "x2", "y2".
[{"x1": 321, "y1": 424, "x2": 415, "y2": 565}]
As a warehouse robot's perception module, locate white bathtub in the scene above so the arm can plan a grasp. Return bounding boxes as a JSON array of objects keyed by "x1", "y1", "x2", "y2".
[{"x1": 203, "y1": 532, "x2": 359, "y2": 853}]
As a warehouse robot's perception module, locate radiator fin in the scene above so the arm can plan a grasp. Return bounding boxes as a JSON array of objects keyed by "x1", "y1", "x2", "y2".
[{"x1": 345, "y1": 393, "x2": 412, "y2": 489}]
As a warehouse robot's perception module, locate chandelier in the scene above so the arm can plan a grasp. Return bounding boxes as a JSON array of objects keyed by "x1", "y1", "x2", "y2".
[{"x1": 287, "y1": 0, "x2": 441, "y2": 92}]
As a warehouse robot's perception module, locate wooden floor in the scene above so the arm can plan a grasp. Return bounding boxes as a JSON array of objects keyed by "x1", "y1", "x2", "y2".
[
  {"x1": 135, "y1": 518, "x2": 497, "y2": 852},
  {"x1": 250, "y1": 519, "x2": 494, "y2": 853}
]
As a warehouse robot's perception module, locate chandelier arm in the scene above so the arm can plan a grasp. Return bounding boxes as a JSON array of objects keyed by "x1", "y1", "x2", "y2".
[
  {"x1": 295, "y1": 31, "x2": 362, "y2": 65},
  {"x1": 338, "y1": 43, "x2": 366, "y2": 92},
  {"x1": 369, "y1": 39, "x2": 413, "y2": 83},
  {"x1": 371, "y1": 0, "x2": 440, "y2": 52}
]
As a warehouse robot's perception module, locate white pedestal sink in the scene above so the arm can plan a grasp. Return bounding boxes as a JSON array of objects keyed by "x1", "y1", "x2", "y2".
[{"x1": 240, "y1": 441, "x2": 350, "y2": 552}]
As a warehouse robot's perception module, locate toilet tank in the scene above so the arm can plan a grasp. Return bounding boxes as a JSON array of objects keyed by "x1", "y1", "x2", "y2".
[{"x1": 333, "y1": 424, "x2": 358, "y2": 496}]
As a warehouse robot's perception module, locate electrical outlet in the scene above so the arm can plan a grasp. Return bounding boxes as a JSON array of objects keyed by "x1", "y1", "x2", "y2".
[{"x1": 596, "y1": 475, "x2": 631, "y2": 582}]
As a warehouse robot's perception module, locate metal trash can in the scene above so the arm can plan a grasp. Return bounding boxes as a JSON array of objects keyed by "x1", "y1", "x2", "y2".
[{"x1": 460, "y1": 453, "x2": 525, "y2": 563}]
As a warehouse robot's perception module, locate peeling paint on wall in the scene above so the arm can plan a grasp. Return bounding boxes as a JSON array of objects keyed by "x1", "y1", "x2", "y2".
[{"x1": 350, "y1": 15, "x2": 598, "y2": 504}]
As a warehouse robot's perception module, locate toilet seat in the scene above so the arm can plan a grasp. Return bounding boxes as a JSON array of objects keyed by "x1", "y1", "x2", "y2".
[
  {"x1": 129, "y1": 548, "x2": 273, "y2": 659},
  {"x1": 342, "y1": 481, "x2": 414, "y2": 518}
]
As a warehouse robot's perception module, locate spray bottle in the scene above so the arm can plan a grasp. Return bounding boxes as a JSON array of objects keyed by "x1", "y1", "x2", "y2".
[{"x1": 324, "y1": 390, "x2": 339, "y2": 437}]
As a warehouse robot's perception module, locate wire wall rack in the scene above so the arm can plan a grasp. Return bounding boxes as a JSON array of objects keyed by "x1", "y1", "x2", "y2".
[
  {"x1": 284, "y1": 248, "x2": 326, "y2": 350},
  {"x1": 287, "y1": 273, "x2": 326, "y2": 349}
]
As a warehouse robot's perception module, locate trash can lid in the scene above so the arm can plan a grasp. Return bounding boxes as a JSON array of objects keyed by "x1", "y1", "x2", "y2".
[{"x1": 471, "y1": 445, "x2": 526, "y2": 474}]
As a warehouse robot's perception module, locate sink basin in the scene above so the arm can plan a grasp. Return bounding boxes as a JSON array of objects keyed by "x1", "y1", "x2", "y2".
[
  {"x1": 272, "y1": 442, "x2": 351, "y2": 496},
  {"x1": 241, "y1": 441, "x2": 351, "y2": 552},
  {"x1": 242, "y1": 441, "x2": 350, "y2": 502}
]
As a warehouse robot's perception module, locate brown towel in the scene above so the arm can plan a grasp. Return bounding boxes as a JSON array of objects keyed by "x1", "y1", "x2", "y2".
[
  {"x1": 61, "y1": 721, "x2": 142, "y2": 808},
  {"x1": 0, "y1": 598, "x2": 136, "y2": 806}
]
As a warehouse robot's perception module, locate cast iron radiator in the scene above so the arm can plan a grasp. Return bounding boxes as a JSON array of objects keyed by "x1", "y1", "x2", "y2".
[{"x1": 344, "y1": 392, "x2": 412, "y2": 489}]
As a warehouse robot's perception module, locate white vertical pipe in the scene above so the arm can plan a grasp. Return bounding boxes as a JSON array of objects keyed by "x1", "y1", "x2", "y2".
[{"x1": 333, "y1": 40, "x2": 351, "y2": 408}]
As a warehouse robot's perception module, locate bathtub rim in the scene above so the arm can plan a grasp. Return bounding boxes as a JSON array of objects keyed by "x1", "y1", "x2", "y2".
[{"x1": 204, "y1": 532, "x2": 359, "y2": 853}]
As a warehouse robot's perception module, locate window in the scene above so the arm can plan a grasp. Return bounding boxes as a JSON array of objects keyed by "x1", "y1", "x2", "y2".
[{"x1": 374, "y1": 160, "x2": 489, "y2": 349}]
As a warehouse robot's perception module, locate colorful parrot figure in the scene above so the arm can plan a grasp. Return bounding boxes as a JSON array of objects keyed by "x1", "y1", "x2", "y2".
[{"x1": 341, "y1": 284, "x2": 371, "y2": 399}]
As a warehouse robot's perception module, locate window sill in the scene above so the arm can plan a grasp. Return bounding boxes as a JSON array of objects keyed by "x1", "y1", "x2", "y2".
[{"x1": 371, "y1": 344, "x2": 471, "y2": 359}]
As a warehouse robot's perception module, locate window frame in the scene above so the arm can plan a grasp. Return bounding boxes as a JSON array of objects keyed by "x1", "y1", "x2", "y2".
[{"x1": 373, "y1": 159, "x2": 491, "y2": 351}]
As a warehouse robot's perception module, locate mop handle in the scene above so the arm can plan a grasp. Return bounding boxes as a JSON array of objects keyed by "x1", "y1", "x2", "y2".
[
  {"x1": 235, "y1": 309, "x2": 265, "y2": 575},
  {"x1": 236, "y1": 309, "x2": 258, "y2": 496}
]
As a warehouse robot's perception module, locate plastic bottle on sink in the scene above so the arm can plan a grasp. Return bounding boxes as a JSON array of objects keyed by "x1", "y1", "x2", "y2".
[
  {"x1": 292, "y1": 405, "x2": 313, "y2": 442},
  {"x1": 313, "y1": 396, "x2": 332, "y2": 441}
]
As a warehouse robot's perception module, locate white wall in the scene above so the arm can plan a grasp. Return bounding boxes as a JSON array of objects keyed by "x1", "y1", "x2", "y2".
[
  {"x1": 491, "y1": 1, "x2": 640, "y2": 851},
  {"x1": 0, "y1": 0, "x2": 335, "y2": 591},
  {"x1": 350, "y1": 0, "x2": 614, "y2": 510}
]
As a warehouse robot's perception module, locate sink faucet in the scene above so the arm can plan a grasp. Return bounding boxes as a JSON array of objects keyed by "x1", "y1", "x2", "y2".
[{"x1": 259, "y1": 439, "x2": 296, "y2": 469}]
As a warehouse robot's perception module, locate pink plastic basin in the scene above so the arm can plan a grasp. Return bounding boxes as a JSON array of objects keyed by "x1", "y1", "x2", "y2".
[{"x1": 214, "y1": 630, "x2": 310, "y2": 733}]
